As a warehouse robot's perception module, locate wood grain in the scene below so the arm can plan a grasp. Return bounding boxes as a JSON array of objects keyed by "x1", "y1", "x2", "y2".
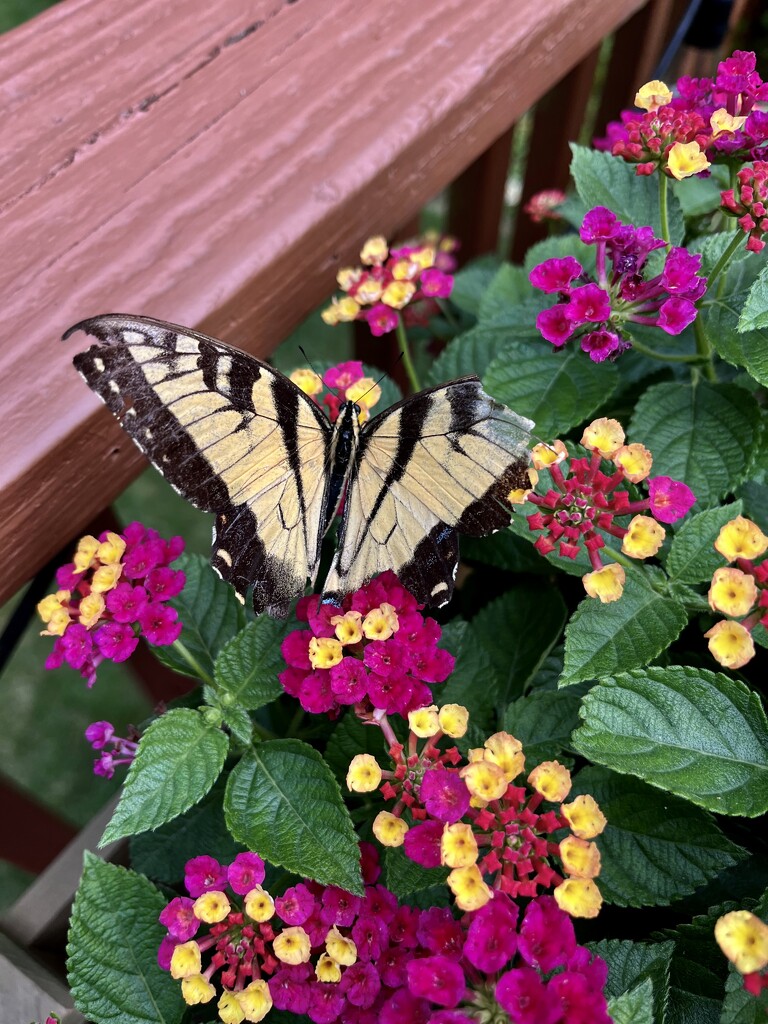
[{"x1": 0, "y1": 0, "x2": 647, "y2": 603}]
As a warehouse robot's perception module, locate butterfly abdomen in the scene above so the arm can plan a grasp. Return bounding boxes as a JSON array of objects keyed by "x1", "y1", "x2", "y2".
[{"x1": 324, "y1": 402, "x2": 361, "y2": 527}]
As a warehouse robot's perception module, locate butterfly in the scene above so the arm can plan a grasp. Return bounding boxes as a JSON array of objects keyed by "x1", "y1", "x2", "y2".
[{"x1": 66, "y1": 315, "x2": 533, "y2": 616}]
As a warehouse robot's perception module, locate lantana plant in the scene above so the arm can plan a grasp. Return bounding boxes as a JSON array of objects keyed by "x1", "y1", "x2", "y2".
[{"x1": 32, "y1": 46, "x2": 768, "y2": 1024}]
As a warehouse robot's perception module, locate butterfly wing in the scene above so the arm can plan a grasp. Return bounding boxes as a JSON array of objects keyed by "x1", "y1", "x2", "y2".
[
  {"x1": 67, "y1": 315, "x2": 333, "y2": 616},
  {"x1": 323, "y1": 377, "x2": 533, "y2": 607}
]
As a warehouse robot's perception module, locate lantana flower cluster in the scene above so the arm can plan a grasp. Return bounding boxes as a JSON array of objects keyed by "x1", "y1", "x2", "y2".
[
  {"x1": 321, "y1": 235, "x2": 457, "y2": 337},
  {"x1": 160, "y1": 846, "x2": 611, "y2": 1024},
  {"x1": 597, "y1": 50, "x2": 768, "y2": 177},
  {"x1": 279, "y1": 572, "x2": 454, "y2": 718},
  {"x1": 350, "y1": 705, "x2": 606, "y2": 920},
  {"x1": 705, "y1": 516, "x2": 768, "y2": 670},
  {"x1": 289, "y1": 360, "x2": 383, "y2": 424},
  {"x1": 721, "y1": 160, "x2": 768, "y2": 252},
  {"x1": 715, "y1": 909, "x2": 768, "y2": 1001},
  {"x1": 84, "y1": 720, "x2": 138, "y2": 779},
  {"x1": 523, "y1": 189, "x2": 566, "y2": 223},
  {"x1": 37, "y1": 524, "x2": 185, "y2": 686},
  {"x1": 530, "y1": 207, "x2": 707, "y2": 362},
  {"x1": 521, "y1": 418, "x2": 695, "y2": 602}
]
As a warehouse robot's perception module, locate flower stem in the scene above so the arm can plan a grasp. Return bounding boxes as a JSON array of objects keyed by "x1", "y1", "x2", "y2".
[
  {"x1": 170, "y1": 638, "x2": 214, "y2": 686},
  {"x1": 628, "y1": 337, "x2": 705, "y2": 364},
  {"x1": 659, "y1": 173, "x2": 671, "y2": 247},
  {"x1": 706, "y1": 230, "x2": 744, "y2": 291},
  {"x1": 692, "y1": 316, "x2": 717, "y2": 382},
  {"x1": 396, "y1": 315, "x2": 422, "y2": 394}
]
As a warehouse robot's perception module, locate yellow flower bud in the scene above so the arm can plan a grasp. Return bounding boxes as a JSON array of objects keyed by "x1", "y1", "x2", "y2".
[
  {"x1": 337, "y1": 296, "x2": 362, "y2": 321},
  {"x1": 441, "y1": 823, "x2": 479, "y2": 868},
  {"x1": 332, "y1": 610, "x2": 364, "y2": 645},
  {"x1": 360, "y1": 236, "x2": 388, "y2": 265},
  {"x1": 553, "y1": 877, "x2": 603, "y2": 918},
  {"x1": 244, "y1": 885, "x2": 275, "y2": 922},
  {"x1": 438, "y1": 704, "x2": 469, "y2": 738},
  {"x1": 715, "y1": 910, "x2": 768, "y2": 975},
  {"x1": 483, "y1": 732, "x2": 525, "y2": 782},
  {"x1": 667, "y1": 141, "x2": 710, "y2": 180},
  {"x1": 381, "y1": 280, "x2": 416, "y2": 309},
  {"x1": 97, "y1": 531, "x2": 127, "y2": 565},
  {"x1": 73, "y1": 535, "x2": 100, "y2": 572},
  {"x1": 78, "y1": 591, "x2": 105, "y2": 628},
  {"x1": 91, "y1": 563, "x2": 123, "y2": 593},
  {"x1": 447, "y1": 865, "x2": 492, "y2": 912},
  {"x1": 219, "y1": 991, "x2": 246, "y2": 1024},
  {"x1": 708, "y1": 567, "x2": 758, "y2": 617},
  {"x1": 581, "y1": 418, "x2": 625, "y2": 457},
  {"x1": 408, "y1": 705, "x2": 440, "y2": 738},
  {"x1": 583, "y1": 563, "x2": 625, "y2": 603},
  {"x1": 362, "y1": 604, "x2": 399, "y2": 641},
  {"x1": 273, "y1": 926, "x2": 311, "y2": 965},
  {"x1": 411, "y1": 246, "x2": 436, "y2": 270},
  {"x1": 715, "y1": 516, "x2": 768, "y2": 563},
  {"x1": 289, "y1": 367, "x2": 323, "y2": 397},
  {"x1": 181, "y1": 973, "x2": 216, "y2": 1005},
  {"x1": 508, "y1": 467, "x2": 538, "y2": 505},
  {"x1": 237, "y1": 979, "x2": 273, "y2": 1023},
  {"x1": 372, "y1": 811, "x2": 409, "y2": 847},
  {"x1": 315, "y1": 952, "x2": 342, "y2": 982},
  {"x1": 561, "y1": 794, "x2": 607, "y2": 839},
  {"x1": 528, "y1": 760, "x2": 572, "y2": 803},
  {"x1": 325, "y1": 925, "x2": 357, "y2": 966},
  {"x1": 705, "y1": 620, "x2": 755, "y2": 670},
  {"x1": 346, "y1": 754, "x2": 382, "y2": 793},
  {"x1": 460, "y1": 760, "x2": 508, "y2": 802},
  {"x1": 193, "y1": 890, "x2": 230, "y2": 924},
  {"x1": 621, "y1": 515, "x2": 665, "y2": 558},
  {"x1": 710, "y1": 108, "x2": 748, "y2": 138},
  {"x1": 308, "y1": 636, "x2": 343, "y2": 670},
  {"x1": 613, "y1": 443, "x2": 653, "y2": 483},
  {"x1": 634, "y1": 80, "x2": 672, "y2": 111},
  {"x1": 532, "y1": 440, "x2": 568, "y2": 469},
  {"x1": 170, "y1": 940, "x2": 202, "y2": 979},
  {"x1": 559, "y1": 835, "x2": 602, "y2": 879}
]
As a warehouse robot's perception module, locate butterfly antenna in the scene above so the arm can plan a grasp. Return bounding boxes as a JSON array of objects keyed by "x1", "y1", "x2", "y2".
[
  {"x1": 355, "y1": 353, "x2": 404, "y2": 405},
  {"x1": 298, "y1": 346, "x2": 324, "y2": 389}
]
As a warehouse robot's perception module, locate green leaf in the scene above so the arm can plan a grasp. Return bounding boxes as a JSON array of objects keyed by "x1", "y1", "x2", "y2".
[
  {"x1": 722, "y1": 966, "x2": 768, "y2": 1023},
  {"x1": 153, "y1": 553, "x2": 245, "y2": 683},
  {"x1": 573, "y1": 766, "x2": 747, "y2": 907},
  {"x1": 102, "y1": 709, "x2": 229, "y2": 844},
  {"x1": 477, "y1": 263, "x2": 532, "y2": 322},
  {"x1": 426, "y1": 326, "x2": 506, "y2": 385},
  {"x1": 561, "y1": 568, "x2": 688, "y2": 686},
  {"x1": 438, "y1": 619, "x2": 497, "y2": 733},
  {"x1": 324, "y1": 711, "x2": 388, "y2": 786},
  {"x1": 523, "y1": 233, "x2": 596, "y2": 274},
  {"x1": 738, "y1": 260, "x2": 768, "y2": 333},
  {"x1": 573, "y1": 667, "x2": 768, "y2": 816},
  {"x1": 450, "y1": 256, "x2": 501, "y2": 316},
  {"x1": 384, "y1": 846, "x2": 449, "y2": 903},
  {"x1": 484, "y1": 342, "x2": 618, "y2": 438},
  {"x1": 593, "y1": 938, "x2": 672, "y2": 1024},
  {"x1": 607, "y1": 979, "x2": 655, "y2": 1024},
  {"x1": 666, "y1": 502, "x2": 743, "y2": 583},
  {"x1": 570, "y1": 144, "x2": 684, "y2": 244},
  {"x1": 630, "y1": 382, "x2": 760, "y2": 506},
  {"x1": 503, "y1": 686, "x2": 586, "y2": 762},
  {"x1": 130, "y1": 777, "x2": 245, "y2": 884},
  {"x1": 461, "y1": 529, "x2": 549, "y2": 575},
  {"x1": 214, "y1": 617, "x2": 285, "y2": 710},
  {"x1": 225, "y1": 740, "x2": 363, "y2": 893},
  {"x1": 68, "y1": 853, "x2": 184, "y2": 1024}
]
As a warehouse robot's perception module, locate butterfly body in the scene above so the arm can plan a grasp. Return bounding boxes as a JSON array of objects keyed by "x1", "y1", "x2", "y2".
[{"x1": 66, "y1": 315, "x2": 533, "y2": 616}]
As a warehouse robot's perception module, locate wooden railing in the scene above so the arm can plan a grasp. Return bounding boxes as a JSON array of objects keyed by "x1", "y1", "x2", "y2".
[{"x1": 0, "y1": 0, "x2": 702, "y2": 1015}]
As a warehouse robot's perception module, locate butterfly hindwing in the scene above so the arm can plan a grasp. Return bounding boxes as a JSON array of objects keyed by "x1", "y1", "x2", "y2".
[
  {"x1": 323, "y1": 378, "x2": 533, "y2": 607},
  {"x1": 69, "y1": 315, "x2": 333, "y2": 615}
]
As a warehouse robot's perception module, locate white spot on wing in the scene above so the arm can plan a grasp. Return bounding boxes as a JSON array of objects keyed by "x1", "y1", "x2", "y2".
[
  {"x1": 217, "y1": 548, "x2": 233, "y2": 567},
  {"x1": 123, "y1": 331, "x2": 145, "y2": 344},
  {"x1": 109, "y1": 381, "x2": 120, "y2": 393},
  {"x1": 94, "y1": 357, "x2": 105, "y2": 372},
  {"x1": 431, "y1": 582, "x2": 448, "y2": 596}
]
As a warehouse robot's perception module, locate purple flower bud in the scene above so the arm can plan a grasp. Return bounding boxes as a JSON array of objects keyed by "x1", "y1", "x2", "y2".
[{"x1": 85, "y1": 721, "x2": 114, "y2": 750}]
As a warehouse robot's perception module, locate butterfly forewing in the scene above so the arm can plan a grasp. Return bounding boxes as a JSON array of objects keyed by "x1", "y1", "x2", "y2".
[{"x1": 69, "y1": 315, "x2": 333, "y2": 615}]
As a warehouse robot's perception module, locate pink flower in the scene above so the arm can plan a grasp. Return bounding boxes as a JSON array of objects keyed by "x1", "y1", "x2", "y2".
[
  {"x1": 324, "y1": 361, "x2": 364, "y2": 392},
  {"x1": 275, "y1": 882, "x2": 316, "y2": 925},
  {"x1": 406, "y1": 956, "x2": 466, "y2": 1008},
  {"x1": 647, "y1": 476, "x2": 696, "y2": 522},
  {"x1": 496, "y1": 967, "x2": 560, "y2": 1024},
  {"x1": 419, "y1": 268, "x2": 454, "y2": 298},
  {"x1": 419, "y1": 769, "x2": 470, "y2": 824},
  {"x1": 340, "y1": 962, "x2": 381, "y2": 1007},
  {"x1": 321, "y1": 887, "x2": 362, "y2": 927},
  {"x1": 463, "y1": 896, "x2": 519, "y2": 972},
  {"x1": 657, "y1": 296, "x2": 697, "y2": 334},
  {"x1": 227, "y1": 851, "x2": 266, "y2": 894},
  {"x1": 517, "y1": 896, "x2": 576, "y2": 973},
  {"x1": 105, "y1": 583, "x2": 149, "y2": 623},
  {"x1": 184, "y1": 855, "x2": 228, "y2": 897},
  {"x1": 580, "y1": 329, "x2": 622, "y2": 362},
  {"x1": 366, "y1": 303, "x2": 399, "y2": 336},
  {"x1": 159, "y1": 896, "x2": 199, "y2": 941},
  {"x1": 528, "y1": 257, "x2": 583, "y2": 293},
  {"x1": 269, "y1": 965, "x2": 312, "y2": 1014},
  {"x1": 145, "y1": 567, "x2": 186, "y2": 600},
  {"x1": 403, "y1": 820, "x2": 445, "y2": 868},
  {"x1": 536, "y1": 305, "x2": 575, "y2": 347},
  {"x1": 579, "y1": 206, "x2": 619, "y2": 243},
  {"x1": 138, "y1": 603, "x2": 182, "y2": 646},
  {"x1": 565, "y1": 283, "x2": 612, "y2": 324},
  {"x1": 94, "y1": 622, "x2": 138, "y2": 663},
  {"x1": 85, "y1": 721, "x2": 114, "y2": 749}
]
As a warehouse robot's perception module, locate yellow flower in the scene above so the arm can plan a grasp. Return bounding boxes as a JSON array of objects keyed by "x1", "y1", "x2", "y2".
[
  {"x1": 181, "y1": 974, "x2": 216, "y2": 1005},
  {"x1": 531, "y1": 439, "x2": 568, "y2": 469},
  {"x1": 715, "y1": 516, "x2": 768, "y2": 562},
  {"x1": 559, "y1": 835, "x2": 602, "y2": 879},
  {"x1": 460, "y1": 760, "x2": 508, "y2": 802},
  {"x1": 355, "y1": 279, "x2": 384, "y2": 305},
  {"x1": 667, "y1": 141, "x2": 710, "y2": 180},
  {"x1": 346, "y1": 754, "x2": 382, "y2": 793},
  {"x1": 90, "y1": 563, "x2": 123, "y2": 593},
  {"x1": 483, "y1": 732, "x2": 525, "y2": 782},
  {"x1": 337, "y1": 267, "x2": 361, "y2": 291},
  {"x1": 37, "y1": 590, "x2": 70, "y2": 623},
  {"x1": 322, "y1": 297, "x2": 360, "y2": 325},
  {"x1": 170, "y1": 940, "x2": 202, "y2": 979},
  {"x1": 634, "y1": 80, "x2": 673, "y2": 111},
  {"x1": 237, "y1": 979, "x2": 273, "y2": 1023},
  {"x1": 360, "y1": 236, "x2": 388, "y2": 265},
  {"x1": 73, "y1": 535, "x2": 100, "y2": 572},
  {"x1": 528, "y1": 760, "x2": 572, "y2": 802},
  {"x1": 325, "y1": 925, "x2": 357, "y2": 965},
  {"x1": 710, "y1": 108, "x2": 748, "y2": 137},
  {"x1": 438, "y1": 704, "x2": 469, "y2": 738},
  {"x1": 705, "y1": 620, "x2": 755, "y2": 670},
  {"x1": 362, "y1": 603, "x2": 398, "y2": 641},
  {"x1": 193, "y1": 890, "x2": 230, "y2": 923},
  {"x1": 290, "y1": 367, "x2": 323, "y2": 397},
  {"x1": 346, "y1": 378, "x2": 382, "y2": 412},
  {"x1": 391, "y1": 259, "x2": 420, "y2": 281},
  {"x1": 315, "y1": 952, "x2": 342, "y2": 983},
  {"x1": 308, "y1": 636, "x2": 343, "y2": 670},
  {"x1": 508, "y1": 468, "x2": 538, "y2": 505},
  {"x1": 409, "y1": 705, "x2": 440, "y2": 738},
  {"x1": 372, "y1": 811, "x2": 409, "y2": 847},
  {"x1": 441, "y1": 823, "x2": 479, "y2": 868},
  {"x1": 97, "y1": 531, "x2": 126, "y2": 565},
  {"x1": 332, "y1": 610, "x2": 363, "y2": 645},
  {"x1": 273, "y1": 927, "x2": 311, "y2": 965},
  {"x1": 381, "y1": 280, "x2": 416, "y2": 309},
  {"x1": 561, "y1": 794, "x2": 607, "y2": 838},
  {"x1": 581, "y1": 418, "x2": 625, "y2": 457},
  {"x1": 244, "y1": 886, "x2": 275, "y2": 922},
  {"x1": 708, "y1": 567, "x2": 758, "y2": 617},
  {"x1": 582, "y1": 563, "x2": 625, "y2": 603},
  {"x1": 613, "y1": 443, "x2": 653, "y2": 483},
  {"x1": 78, "y1": 591, "x2": 105, "y2": 628},
  {"x1": 553, "y1": 878, "x2": 603, "y2": 918},
  {"x1": 218, "y1": 991, "x2": 246, "y2": 1024},
  {"x1": 447, "y1": 865, "x2": 492, "y2": 911},
  {"x1": 621, "y1": 515, "x2": 666, "y2": 558},
  {"x1": 715, "y1": 910, "x2": 768, "y2": 975}
]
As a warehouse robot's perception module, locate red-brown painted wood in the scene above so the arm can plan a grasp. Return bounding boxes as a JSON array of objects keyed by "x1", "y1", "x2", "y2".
[{"x1": 0, "y1": 0, "x2": 648, "y2": 605}]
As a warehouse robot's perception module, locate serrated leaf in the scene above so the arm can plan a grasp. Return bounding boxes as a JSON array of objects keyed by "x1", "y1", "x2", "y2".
[
  {"x1": 153, "y1": 553, "x2": 245, "y2": 683},
  {"x1": 214, "y1": 617, "x2": 285, "y2": 710},
  {"x1": 102, "y1": 709, "x2": 229, "y2": 844},
  {"x1": 503, "y1": 686, "x2": 586, "y2": 762},
  {"x1": 523, "y1": 233, "x2": 597, "y2": 273},
  {"x1": 130, "y1": 777, "x2": 245, "y2": 884},
  {"x1": 68, "y1": 854, "x2": 184, "y2": 1024},
  {"x1": 722, "y1": 965, "x2": 768, "y2": 1023},
  {"x1": 573, "y1": 667, "x2": 768, "y2": 816},
  {"x1": 573, "y1": 766, "x2": 747, "y2": 907},
  {"x1": 450, "y1": 255, "x2": 502, "y2": 316},
  {"x1": 438, "y1": 619, "x2": 497, "y2": 732},
  {"x1": 484, "y1": 342, "x2": 618, "y2": 438},
  {"x1": 561, "y1": 568, "x2": 688, "y2": 686},
  {"x1": 666, "y1": 502, "x2": 744, "y2": 583},
  {"x1": 737, "y1": 260, "x2": 768, "y2": 333},
  {"x1": 593, "y1": 938, "x2": 672, "y2": 1024},
  {"x1": 478, "y1": 264, "x2": 532, "y2": 322},
  {"x1": 225, "y1": 740, "x2": 362, "y2": 893},
  {"x1": 630, "y1": 382, "x2": 760, "y2": 506},
  {"x1": 607, "y1": 979, "x2": 655, "y2": 1024},
  {"x1": 570, "y1": 144, "x2": 684, "y2": 244},
  {"x1": 426, "y1": 309, "x2": 543, "y2": 386},
  {"x1": 384, "y1": 846, "x2": 449, "y2": 902}
]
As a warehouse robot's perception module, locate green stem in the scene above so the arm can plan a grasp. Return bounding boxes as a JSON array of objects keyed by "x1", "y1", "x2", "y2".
[
  {"x1": 170, "y1": 638, "x2": 214, "y2": 686},
  {"x1": 604, "y1": 548, "x2": 636, "y2": 570},
  {"x1": 396, "y1": 315, "x2": 422, "y2": 394},
  {"x1": 659, "y1": 173, "x2": 671, "y2": 247},
  {"x1": 436, "y1": 298, "x2": 459, "y2": 330},
  {"x1": 251, "y1": 720, "x2": 276, "y2": 741},
  {"x1": 706, "y1": 230, "x2": 744, "y2": 291},
  {"x1": 286, "y1": 705, "x2": 305, "y2": 738},
  {"x1": 692, "y1": 316, "x2": 717, "y2": 382},
  {"x1": 629, "y1": 337, "x2": 705, "y2": 364}
]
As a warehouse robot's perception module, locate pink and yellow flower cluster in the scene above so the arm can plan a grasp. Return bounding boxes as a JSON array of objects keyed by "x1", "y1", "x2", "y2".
[{"x1": 290, "y1": 360, "x2": 382, "y2": 424}]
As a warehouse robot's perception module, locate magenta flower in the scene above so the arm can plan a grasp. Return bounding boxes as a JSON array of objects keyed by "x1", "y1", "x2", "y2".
[
  {"x1": 340, "y1": 961, "x2": 382, "y2": 1007},
  {"x1": 419, "y1": 769, "x2": 471, "y2": 824},
  {"x1": 144, "y1": 566, "x2": 186, "y2": 600},
  {"x1": 517, "y1": 896, "x2": 576, "y2": 973},
  {"x1": 85, "y1": 720, "x2": 138, "y2": 779},
  {"x1": 183, "y1": 855, "x2": 228, "y2": 897},
  {"x1": 323, "y1": 360, "x2": 364, "y2": 392},
  {"x1": 496, "y1": 967, "x2": 560, "y2": 1024},
  {"x1": 269, "y1": 965, "x2": 312, "y2": 1014},
  {"x1": 321, "y1": 886, "x2": 362, "y2": 927},
  {"x1": 536, "y1": 305, "x2": 576, "y2": 347},
  {"x1": 366, "y1": 303, "x2": 400, "y2": 336},
  {"x1": 580, "y1": 329, "x2": 623, "y2": 362},
  {"x1": 308, "y1": 983, "x2": 346, "y2": 1023},
  {"x1": 647, "y1": 475, "x2": 696, "y2": 523},
  {"x1": 158, "y1": 896, "x2": 199, "y2": 941},
  {"x1": 406, "y1": 956, "x2": 466, "y2": 1008},
  {"x1": 403, "y1": 820, "x2": 445, "y2": 868},
  {"x1": 138, "y1": 603, "x2": 182, "y2": 646},
  {"x1": 565, "y1": 283, "x2": 612, "y2": 324},
  {"x1": 463, "y1": 896, "x2": 519, "y2": 972},
  {"x1": 94, "y1": 622, "x2": 139, "y2": 663},
  {"x1": 227, "y1": 851, "x2": 266, "y2": 894},
  {"x1": 420, "y1": 268, "x2": 454, "y2": 298},
  {"x1": 529, "y1": 256, "x2": 583, "y2": 293},
  {"x1": 657, "y1": 296, "x2": 698, "y2": 334},
  {"x1": 275, "y1": 882, "x2": 316, "y2": 925},
  {"x1": 105, "y1": 583, "x2": 149, "y2": 623},
  {"x1": 84, "y1": 721, "x2": 114, "y2": 749}
]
